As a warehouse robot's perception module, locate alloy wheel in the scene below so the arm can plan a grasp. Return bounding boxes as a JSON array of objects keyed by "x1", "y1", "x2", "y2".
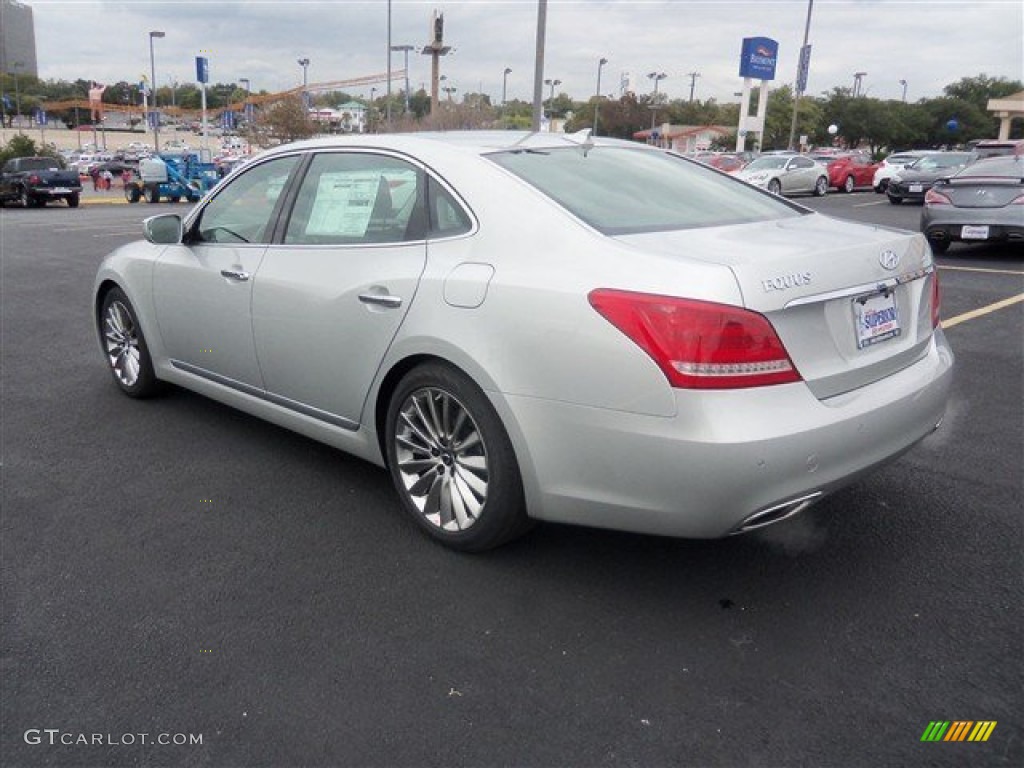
[
  {"x1": 103, "y1": 300, "x2": 142, "y2": 387},
  {"x1": 393, "y1": 387, "x2": 490, "y2": 532}
]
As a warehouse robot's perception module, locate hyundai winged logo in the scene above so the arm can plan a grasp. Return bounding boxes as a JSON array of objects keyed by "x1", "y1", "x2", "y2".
[{"x1": 879, "y1": 250, "x2": 901, "y2": 271}]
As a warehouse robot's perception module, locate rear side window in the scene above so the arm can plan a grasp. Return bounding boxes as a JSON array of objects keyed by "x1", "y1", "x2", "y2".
[
  {"x1": 488, "y1": 147, "x2": 800, "y2": 235},
  {"x1": 427, "y1": 176, "x2": 472, "y2": 238}
]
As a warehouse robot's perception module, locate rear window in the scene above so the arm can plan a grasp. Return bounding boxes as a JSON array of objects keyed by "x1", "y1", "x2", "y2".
[
  {"x1": 953, "y1": 156, "x2": 1023, "y2": 179},
  {"x1": 487, "y1": 147, "x2": 800, "y2": 235}
]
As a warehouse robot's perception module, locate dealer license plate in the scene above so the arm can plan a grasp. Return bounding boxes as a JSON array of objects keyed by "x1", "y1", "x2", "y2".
[
  {"x1": 50, "y1": 187, "x2": 72, "y2": 194},
  {"x1": 908, "y1": 184, "x2": 923, "y2": 193},
  {"x1": 961, "y1": 225, "x2": 990, "y2": 240},
  {"x1": 854, "y1": 291, "x2": 901, "y2": 349}
]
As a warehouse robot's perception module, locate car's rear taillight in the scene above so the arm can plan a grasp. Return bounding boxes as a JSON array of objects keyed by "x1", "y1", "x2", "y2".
[
  {"x1": 930, "y1": 271, "x2": 941, "y2": 329},
  {"x1": 924, "y1": 188, "x2": 952, "y2": 205},
  {"x1": 588, "y1": 289, "x2": 801, "y2": 389},
  {"x1": 27, "y1": 174, "x2": 41, "y2": 185}
]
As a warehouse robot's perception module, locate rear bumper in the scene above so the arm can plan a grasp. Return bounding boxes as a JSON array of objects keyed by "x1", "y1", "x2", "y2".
[
  {"x1": 922, "y1": 209, "x2": 1024, "y2": 246},
  {"x1": 498, "y1": 331, "x2": 954, "y2": 539}
]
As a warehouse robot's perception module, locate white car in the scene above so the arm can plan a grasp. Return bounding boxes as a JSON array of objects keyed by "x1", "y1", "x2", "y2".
[
  {"x1": 737, "y1": 154, "x2": 829, "y2": 197},
  {"x1": 873, "y1": 151, "x2": 928, "y2": 193},
  {"x1": 93, "y1": 132, "x2": 952, "y2": 550}
]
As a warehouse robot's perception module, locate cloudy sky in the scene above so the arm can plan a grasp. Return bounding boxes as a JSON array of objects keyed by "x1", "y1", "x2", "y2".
[{"x1": 27, "y1": 0, "x2": 1024, "y2": 104}]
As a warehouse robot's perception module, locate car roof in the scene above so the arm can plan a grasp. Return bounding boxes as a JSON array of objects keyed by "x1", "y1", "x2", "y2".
[{"x1": 266, "y1": 131, "x2": 642, "y2": 160}]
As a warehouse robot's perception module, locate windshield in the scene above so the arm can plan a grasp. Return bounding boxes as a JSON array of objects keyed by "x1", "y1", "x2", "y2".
[
  {"x1": 744, "y1": 156, "x2": 790, "y2": 171},
  {"x1": 487, "y1": 147, "x2": 801, "y2": 236},
  {"x1": 909, "y1": 154, "x2": 972, "y2": 171}
]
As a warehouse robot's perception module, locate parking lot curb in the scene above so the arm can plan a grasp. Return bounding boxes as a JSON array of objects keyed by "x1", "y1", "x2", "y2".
[{"x1": 80, "y1": 197, "x2": 130, "y2": 206}]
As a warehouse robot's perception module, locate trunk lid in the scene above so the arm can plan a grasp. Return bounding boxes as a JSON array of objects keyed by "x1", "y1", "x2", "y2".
[
  {"x1": 940, "y1": 179, "x2": 1023, "y2": 208},
  {"x1": 614, "y1": 215, "x2": 936, "y2": 399}
]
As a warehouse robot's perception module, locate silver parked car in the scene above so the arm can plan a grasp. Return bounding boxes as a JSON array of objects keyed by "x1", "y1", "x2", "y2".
[
  {"x1": 737, "y1": 153, "x2": 829, "y2": 196},
  {"x1": 921, "y1": 155, "x2": 1024, "y2": 253},
  {"x1": 94, "y1": 132, "x2": 953, "y2": 550}
]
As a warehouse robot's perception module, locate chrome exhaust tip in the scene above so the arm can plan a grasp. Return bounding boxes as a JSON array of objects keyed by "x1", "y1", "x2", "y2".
[{"x1": 731, "y1": 491, "x2": 823, "y2": 534}]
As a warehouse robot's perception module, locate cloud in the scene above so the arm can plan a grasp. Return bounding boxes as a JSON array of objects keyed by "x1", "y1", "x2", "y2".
[{"x1": 29, "y1": 1, "x2": 1024, "y2": 104}]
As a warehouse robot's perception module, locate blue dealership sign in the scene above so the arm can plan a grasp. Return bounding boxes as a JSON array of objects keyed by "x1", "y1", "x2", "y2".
[
  {"x1": 196, "y1": 56, "x2": 209, "y2": 84},
  {"x1": 739, "y1": 37, "x2": 779, "y2": 81}
]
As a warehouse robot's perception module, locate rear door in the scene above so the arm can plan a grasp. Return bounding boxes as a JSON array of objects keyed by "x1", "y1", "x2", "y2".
[{"x1": 251, "y1": 150, "x2": 428, "y2": 429}]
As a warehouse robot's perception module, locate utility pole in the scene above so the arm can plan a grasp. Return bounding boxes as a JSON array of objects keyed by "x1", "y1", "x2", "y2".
[
  {"x1": 532, "y1": 0, "x2": 548, "y2": 132},
  {"x1": 787, "y1": 0, "x2": 814, "y2": 150},
  {"x1": 687, "y1": 71, "x2": 700, "y2": 103}
]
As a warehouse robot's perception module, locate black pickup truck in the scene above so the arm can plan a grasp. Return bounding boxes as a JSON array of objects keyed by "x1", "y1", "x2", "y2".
[{"x1": 0, "y1": 156, "x2": 83, "y2": 208}]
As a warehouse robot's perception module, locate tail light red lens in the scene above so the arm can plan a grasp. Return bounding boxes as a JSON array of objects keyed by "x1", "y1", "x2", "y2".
[
  {"x1": 930, "y1": 270, "x2": 941, "y2": 329},
  {"x1": 27, "y1": 174, "x2": 41, "y2": 185},
  {"x1": 588, "y1": 289, "x2": 801, "y2": 389},
  {"x1": 924, "y1": 188, "x2": 952, "y2": 205}
]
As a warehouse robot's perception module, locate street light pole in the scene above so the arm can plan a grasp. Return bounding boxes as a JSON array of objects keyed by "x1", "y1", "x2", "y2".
[
  {"x1": 239, "y1": 77, "x2": 251, "y2": 126},
  {"x1": 647, "y1": 71, "x2": 666, "y2": 132},
  {"x1": 899, "y1": 79, "x2": 907, "y2": 103},
  {"x1": 297, "y1": 58, "x2": 310, "y2": 107},
  {"x1": 594, "y1": 57, "x2": 607, "y2": 135},
  {"x1": 502, "y1": 66, "x2": 512, "y2": 105},
  {"x1": 149, "y1": 30, "x2": 165, "y2": 152},
  {"x1": 391, "y1": 45, "x2": 414, "y2": 114},
  {"x1": 543, "y1": 77, "x2": 561, "y2": 124},
  {"x1": 12, "y1": 61, "x2": 22, "y2": 132}
]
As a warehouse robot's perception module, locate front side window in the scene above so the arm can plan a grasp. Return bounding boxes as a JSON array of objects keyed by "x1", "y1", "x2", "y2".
[
  {"x1": 489, "y1": 147, "x2": 800, "y2": 236},
  {"x1": 284, "y1": 153, "x2": 423, "y2": 245},
  {"x1": 193, "y1": 155, "x2": 300, "y2": 244}
]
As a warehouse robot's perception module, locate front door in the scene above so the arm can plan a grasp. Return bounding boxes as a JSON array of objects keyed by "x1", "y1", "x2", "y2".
[{"x1": 152, "y1": 154, "x2": 301, "y2": 389}]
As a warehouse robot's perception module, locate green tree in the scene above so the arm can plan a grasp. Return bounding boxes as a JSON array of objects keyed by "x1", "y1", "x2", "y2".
[{"x1": 263, "y1": 95, "x2": 315, "y2": 143}]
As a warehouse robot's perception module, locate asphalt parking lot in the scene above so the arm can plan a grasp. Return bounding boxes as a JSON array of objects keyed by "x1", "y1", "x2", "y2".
[{"x1": 2, "y1": 192, "x2": 1021, "y2": 767}]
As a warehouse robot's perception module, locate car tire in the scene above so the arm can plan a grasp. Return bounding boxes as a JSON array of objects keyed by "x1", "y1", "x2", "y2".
[
  {"x1": 875, "y1": 180, "x2": 888, "y2": 194},
  {"x1": 20, "y1": 189, "x2": 36, "y2": 208},
  {"x1": 843, "y1": 175, "x2": 855, "y2": 193},
  {"x1": 67, "y1": 193, "x2": 80, "y2": 208},
  {"x1": 385, "y1": 362, "x2": 532, "y2": 552},
  {"x1": 98, "y1": 287, "x2": 160, "y2": 398},
  {"x1": 928, "y1": 238, "x2": 951, "y2": 255},
  {"x1": 814, "y1": 176, "x2": 828, "y2": 197},
  {"x1": 170, "y1": 195, "x2": 181, "y2": 203},
  {"x1": 767, "y1": 179, "x2": 782, "y2": 196},
  {"x1": 887, "y1": 194, "x2": 902, "y2": 205},
  {"x1": 146, "y1": 185, "x2": 160, "y2": 204},
  {"x1": 126, "y1": 185, "x2": 141, "y2": 203}
]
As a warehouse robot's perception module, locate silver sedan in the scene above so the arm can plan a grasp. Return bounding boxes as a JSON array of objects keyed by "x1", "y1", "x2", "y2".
[
  {"x1": 94, "y1": 132, "x2": 953, "y2": 550},
  {"x1": 737, "y1": 154, "x2": 829, "y2": 196}
]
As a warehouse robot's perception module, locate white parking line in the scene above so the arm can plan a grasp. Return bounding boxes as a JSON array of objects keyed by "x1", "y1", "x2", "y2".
[
  {"x1": 853, "y1": 200, "x2": 889, "y2": 208},
  {"x1": 942, "y1": 293, "x2": 1024, "y2": 329}
]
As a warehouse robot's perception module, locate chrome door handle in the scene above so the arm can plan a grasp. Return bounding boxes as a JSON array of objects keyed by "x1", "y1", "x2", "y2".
[
  {"x1": 220, "y1": 269, "x2": 250, "y2": 281},
  {"x1": 358, "y1": 293, "x2": 403, "y2": 308}
]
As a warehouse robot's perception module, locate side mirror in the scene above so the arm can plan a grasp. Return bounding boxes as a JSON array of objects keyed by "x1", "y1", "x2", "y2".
[{"x1": 143, "y1": 214, "x2": 183, "y2": 245}]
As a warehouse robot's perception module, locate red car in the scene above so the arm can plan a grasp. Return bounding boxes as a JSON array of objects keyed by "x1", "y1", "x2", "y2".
[{"x1": 811, "y1": 153, "x2": 880, "y2": 192}]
